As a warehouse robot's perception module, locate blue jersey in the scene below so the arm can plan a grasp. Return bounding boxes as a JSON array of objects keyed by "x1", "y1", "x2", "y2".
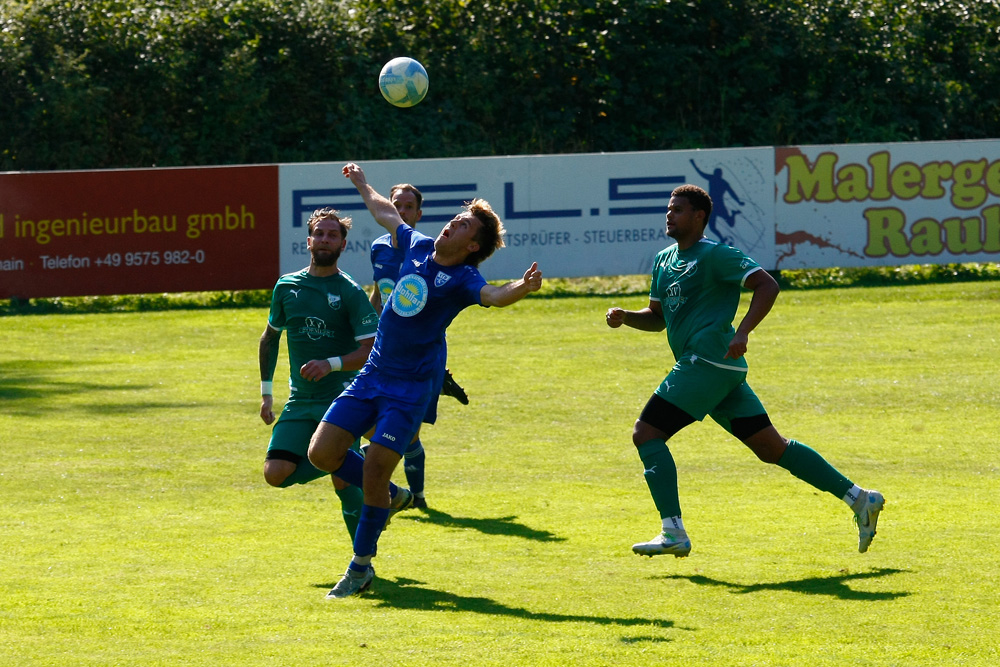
[{"x1": 367, "y1": 225, "x2": 487, "y2": 380}]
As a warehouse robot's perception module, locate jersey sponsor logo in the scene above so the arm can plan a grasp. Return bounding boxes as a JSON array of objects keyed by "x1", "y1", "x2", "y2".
[
  {"x1": 740, "y1": 259, "x2": 752, "y2": 270},
  {"x1": 377, "y1": 277, "x2": 396, "y2": 302},
  {"x1": 361, "y1": 313, "x2": 378, "y2": 327},
  {"x1": 391, "y1": 274, "x2": 428, "y2": 318},
  {"x1": 301, "y1": 316, "x2": 335, "y2": 340},
  {"x1": 327, "y1": 293, "x2": 342, "y2": 310},
  {"x1": 289, "y1": 288, "x2": 301, "y2": 298},
  {"x1": 434, "y1": 271, "x2": 451, "y2": 288},
  {"x1": 664, "y1": 284, "x2": 687, "y2": 312}
]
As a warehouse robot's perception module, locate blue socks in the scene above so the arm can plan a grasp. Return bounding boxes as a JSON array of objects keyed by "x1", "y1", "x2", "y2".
[
  {"x1": 403, "y1": 439, "x2": 425, "y2": 497},
  {"x1": 351, "y1": 504, "x2": 390, "y2": 566}
]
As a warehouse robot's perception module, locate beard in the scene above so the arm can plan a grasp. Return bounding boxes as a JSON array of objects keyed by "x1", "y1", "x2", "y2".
[{"x1": 311, "y1": 246, "x2": 342, "y2": 266}]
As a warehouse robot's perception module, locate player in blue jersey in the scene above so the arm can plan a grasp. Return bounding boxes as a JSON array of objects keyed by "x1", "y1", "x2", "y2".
[
  {"x1": 606, "y1": 184, "x2": 884, "y2": 559},
  {"x1": 369, "y1": 182, "x2": 469, "y2": 510},
  {"x1": 308, "y1": 162, "x2": 543, "y2": 599},
  {"x1": 259, "y1": 208, "x2": 379, "y2": 541}
]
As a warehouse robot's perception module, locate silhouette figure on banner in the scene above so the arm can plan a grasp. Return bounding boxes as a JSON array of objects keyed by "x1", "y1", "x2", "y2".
[{"x1": 690, "y1": 159, "x2": 745, "y2": 245}]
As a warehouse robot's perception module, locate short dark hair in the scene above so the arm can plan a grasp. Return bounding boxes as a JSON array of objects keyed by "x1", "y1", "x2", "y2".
[
  {"x1": 307, "y1": 207, "x2": 352, "y2": 237},
  {"x1": 671, "y1": 184, "x2": 713, "y2": 227},
  {"x1": 390, "y1": 183, "x2": 423, "y2": 209},
  {"x1": 464, "y1": 199, "x2": 505, "y2": 267}
]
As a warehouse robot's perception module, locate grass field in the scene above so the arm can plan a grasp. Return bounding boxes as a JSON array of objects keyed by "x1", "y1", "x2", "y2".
[{"x1": 2, "y1": 281, "x2": 998, "y2": 666}]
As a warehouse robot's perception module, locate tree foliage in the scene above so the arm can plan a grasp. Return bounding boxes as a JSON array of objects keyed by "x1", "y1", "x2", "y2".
[{"x1": 2, "y1": 0, "x2": 998, "y2": 171}]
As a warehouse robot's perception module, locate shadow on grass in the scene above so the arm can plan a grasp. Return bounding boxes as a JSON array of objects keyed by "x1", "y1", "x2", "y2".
[
  {"x1": 316, "y1": 576, "x2": 680, "y2": 637},
  {"x1": 0, "y1": 360, "x2": 156, "y2": 416},
  {"x1": 657, "y1": 567, "x2": 910, "y2": 600},
  {"x1": 399, "y1": 507, "x2": 566, "y2": 542}
]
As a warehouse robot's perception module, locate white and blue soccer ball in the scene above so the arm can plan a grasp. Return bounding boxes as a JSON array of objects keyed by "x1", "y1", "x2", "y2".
[{"x1": 378, "y1": 57, "x2": 429, "y2": 108}]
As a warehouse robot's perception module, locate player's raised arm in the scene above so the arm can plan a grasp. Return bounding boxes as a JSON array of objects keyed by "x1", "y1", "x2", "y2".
[
  {"x1": 343, "y1": 163, "x2": 404, "y2": 241},
  {"x1": 480, "y1": 262, "x2": 542, "y2": 308}
]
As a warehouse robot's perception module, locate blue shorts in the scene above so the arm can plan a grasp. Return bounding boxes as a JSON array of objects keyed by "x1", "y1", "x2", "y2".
[{"x1": 322, "y1": 368, "x2": 435, "y2": 456}]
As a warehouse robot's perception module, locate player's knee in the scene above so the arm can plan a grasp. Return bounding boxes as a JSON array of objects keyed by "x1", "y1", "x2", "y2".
[
  {"x1": 263, "y1": 461, "x2": 293, "y2": 487},
  {"x1": 307, "y1": 428, "x2": 339, "y2": 471},
  {"x1": 632, "y1": 421, "x2": 657, "y2": 448}
]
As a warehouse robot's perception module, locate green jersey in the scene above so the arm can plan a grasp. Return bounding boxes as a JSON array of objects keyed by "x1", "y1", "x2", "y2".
[
  {"x1": 267, "y1": 268, "x2": 378, "y2": 400},
  {"x1": 650, "y1": 238, "x2": 762, "y2": 372}
]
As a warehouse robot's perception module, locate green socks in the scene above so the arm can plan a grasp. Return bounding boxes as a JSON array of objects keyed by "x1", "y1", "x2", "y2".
[
  {"x1": 335, "y1": 484, "x2": 365, "y2": 540},
  {"x1": 636, "y1": 439, "x2": 682, "y2": 519},
  {"x1": 777, "y1": 439, "x2": 853, "y2": 499}
]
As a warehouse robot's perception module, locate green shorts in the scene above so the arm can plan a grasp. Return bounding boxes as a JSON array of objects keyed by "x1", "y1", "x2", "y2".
[
  {"x1": 654, "y1": 356, "x2": 766, "y2": 425},
  {"x1": 267, "y1": 397, "x2": 360, "y2": 461}
]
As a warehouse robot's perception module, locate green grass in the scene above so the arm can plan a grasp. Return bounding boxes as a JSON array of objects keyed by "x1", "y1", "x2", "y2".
[{"x1": 2, "y1": 281, "x2": 999, "y2": 665}]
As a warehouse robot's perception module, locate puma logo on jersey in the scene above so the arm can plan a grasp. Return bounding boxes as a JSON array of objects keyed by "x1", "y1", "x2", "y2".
[{"x1": 289, "y1": 289, "x2": 301, "y2": 298}]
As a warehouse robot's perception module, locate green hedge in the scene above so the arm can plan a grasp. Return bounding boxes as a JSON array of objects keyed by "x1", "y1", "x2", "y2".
[
  {"x1": 4, "y1": 264, "x2": 999, "y2": 316},
  {"x1": 2, "y1": 0, "x2": 999, "y2": 172}
]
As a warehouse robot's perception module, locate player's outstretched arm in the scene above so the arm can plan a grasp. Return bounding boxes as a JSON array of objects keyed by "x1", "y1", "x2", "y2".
[
  {"x1": 480, "y1": 262, "x2": 542, "y2": 308},
  {"x1": 605, "y1": 301, "x2": 666, "y2": 332},
  {"x1": 343, "y1": 162, "x2": 404, "y2": 238}
]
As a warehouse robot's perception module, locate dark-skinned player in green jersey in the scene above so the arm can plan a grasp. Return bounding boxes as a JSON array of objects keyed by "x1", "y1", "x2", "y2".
[{"x1": 606, "y1": 184, "x2": 884, "y2": 558}]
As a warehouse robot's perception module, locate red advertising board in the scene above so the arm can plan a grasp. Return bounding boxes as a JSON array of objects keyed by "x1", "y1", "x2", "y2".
[{"x1": 0, "y1": 165, "x2": 279, "y2": 299}]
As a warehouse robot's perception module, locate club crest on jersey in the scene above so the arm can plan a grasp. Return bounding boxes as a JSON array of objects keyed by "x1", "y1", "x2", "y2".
[
  {"x1": 391, "y1": 274, "x2": 428, "y2": 317},
  {"x1": 434, "y1": 271, "x2": 451, "y2": 288},
  {"x1": 673, "y1": 259, "x2": 698, "y2": 280},
  {"x1": 327, "y1": 293, "x2": 342, "y2": 310}
]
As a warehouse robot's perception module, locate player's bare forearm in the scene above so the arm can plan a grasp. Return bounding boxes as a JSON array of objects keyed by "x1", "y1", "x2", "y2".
[
  {"x1": 735, "y1": 270, "x2": 779, "y2": 337},
  {"x1": 258, "y1": 325, "x2": 281, "y2": 424},
  {"x1": 299, "y1": 338, "x2": 375, "y2": 381},
  {"x1": 727, "y1": 270, "x2": 779, "y2": 359},
  {"x1": 481, "y1": 262, "x2": 542, "y2": 307},
  {"x1": 343, "y1": 162, "x2": 403, "y2": 234},
  {"x1": 340, "y1": 337, "x2": 375, "y2": 371},
  {"x1": 606, "y1": 304, "x2": 665, "y2": 332},
  {"x1": 259, "y1": 325, "x2": 282, "y2": 382}
]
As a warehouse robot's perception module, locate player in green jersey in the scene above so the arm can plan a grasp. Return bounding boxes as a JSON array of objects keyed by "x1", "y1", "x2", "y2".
[
  {"x1": 606, "y1": 184, "x2": 884, "y2": 558},
  {"x1": 259, "y1": 207, "x2": 380, "y2": 540}
]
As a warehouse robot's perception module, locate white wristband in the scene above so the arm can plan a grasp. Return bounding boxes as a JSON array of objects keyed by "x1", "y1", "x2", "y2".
[
  {"x1": 326, "y1": 356, "x2": 343, "y2": 372},
  {"x1": 261, "y1": 380, "x2": 273, "y2": 395}
]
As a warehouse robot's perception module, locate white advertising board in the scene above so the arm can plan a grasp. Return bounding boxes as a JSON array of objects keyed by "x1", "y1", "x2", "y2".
[
  {"x1": 775, "y1": 140, "x2": 1000, "y2": 269},
  {"x1": 278, "y1": 147, "x2": 775, "y2": 281}
]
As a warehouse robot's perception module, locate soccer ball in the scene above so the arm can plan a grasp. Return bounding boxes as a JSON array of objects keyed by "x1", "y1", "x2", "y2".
[{"x1": 378, "y1": 57, "x2": 429, "y2": 108}]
